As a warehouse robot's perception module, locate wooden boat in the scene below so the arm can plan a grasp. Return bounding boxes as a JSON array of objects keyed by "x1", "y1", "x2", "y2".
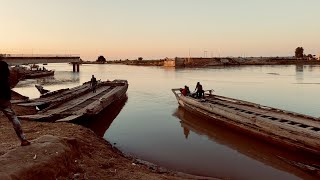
[
  {"x1": 18, "y1": 80, "x2": 128, "y2": 122},
  {"x1": 24, "y1": 70, "x2": 55, "y2": 79},
  {"x1": 172, "y1": 89, "x2": 320, "y2": 155}
]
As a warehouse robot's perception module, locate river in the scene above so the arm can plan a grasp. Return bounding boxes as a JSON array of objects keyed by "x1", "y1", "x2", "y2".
[{"x1": 14, "y1": 64, "x2": 320, "y2": 180}]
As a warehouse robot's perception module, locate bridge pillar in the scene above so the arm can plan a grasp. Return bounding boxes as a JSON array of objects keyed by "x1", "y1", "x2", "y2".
[{"x1": 72, "y1": 62, "x2": 80, "y2": 72}]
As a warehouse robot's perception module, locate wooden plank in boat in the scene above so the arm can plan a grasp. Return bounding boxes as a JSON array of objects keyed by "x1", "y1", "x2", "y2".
[
  {"x1": 76, "y1": 86, "x2": 123, "y2": 115},
  {"x1": 43, "y1": 86, "x2": 112, "y2": 115},
  {"x1": 56, "y1": 115, "x2": 81, "y2": 122},
  {"x1": 19, "y1": 114, "x2": 52, "y2": 121},
  {"x1": 18, "y1": 101, "x2": 46, "y2": 107}
]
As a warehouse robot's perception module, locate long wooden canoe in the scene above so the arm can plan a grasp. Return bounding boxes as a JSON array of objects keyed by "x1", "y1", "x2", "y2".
[
  {"x1": 18, "y1": 80, "x2": 128, "y2": 122},
  {"x1": 172, "y1": 89, "x2": 320, "y2": 155}
]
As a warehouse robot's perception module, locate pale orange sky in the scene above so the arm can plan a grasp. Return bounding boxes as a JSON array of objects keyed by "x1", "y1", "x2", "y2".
[{"x1": 1, "y1": 0, "x2": 319, "y2": 60}]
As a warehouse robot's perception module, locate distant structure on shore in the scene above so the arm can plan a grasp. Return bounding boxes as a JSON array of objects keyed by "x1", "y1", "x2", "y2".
[{"x1": 163, "y1": 56, "x2": 320, "y2": 67}]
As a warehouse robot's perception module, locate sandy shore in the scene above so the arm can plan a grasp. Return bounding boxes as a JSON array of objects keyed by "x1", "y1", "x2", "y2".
[{"x1": 0, "y1": 92, "x2": 218, "y2": 180}]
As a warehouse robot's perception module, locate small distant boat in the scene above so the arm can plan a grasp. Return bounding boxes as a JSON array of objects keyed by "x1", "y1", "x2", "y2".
[
  {"x1": 19, "y1": 80, "x2": 128, "y2": 122},
  {"x1": 172, "y1": 89, "x2": 320, "y2": 155},
  {"x1": 24, "y1": 70, "x2": 55, "y2": 79}
]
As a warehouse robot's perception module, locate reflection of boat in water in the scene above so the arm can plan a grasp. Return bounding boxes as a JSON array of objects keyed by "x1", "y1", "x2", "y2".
[
  {"x1": 18, "y1": 80, "x2": 128, "y2": 122},
  {"x1": 174, "y1": 107, "x2": 320, "y2": 179},
  {"x1": 77, "y1": 95, "x2": 128, "y2": 137},
  {"x1": 172, "y1": 89, "x2": 320, "y2": 155}
]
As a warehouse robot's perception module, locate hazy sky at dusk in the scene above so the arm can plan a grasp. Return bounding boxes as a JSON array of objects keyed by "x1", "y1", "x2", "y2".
[{"x1": 1, "y1": 0, "x2": 319, "y2": 60}]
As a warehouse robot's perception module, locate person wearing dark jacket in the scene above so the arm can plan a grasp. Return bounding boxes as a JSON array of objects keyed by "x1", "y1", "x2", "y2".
[
  {"x1": 195, "y1": 82, "x2": 204, "y2": 98},
  {"x1": 0, "y1": 61, "x2": 30, "y2": 146},
  {"x1": 90, "y1": 75, "x2": 97, "y2": 93}
]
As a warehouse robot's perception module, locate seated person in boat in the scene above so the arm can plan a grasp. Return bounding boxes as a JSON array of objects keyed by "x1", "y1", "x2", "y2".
[
  {"x1": 180, "y1": 85, "x2": 190, "y2": 96},
  {"x1": 195, "y1": 82, "x2": 204, "y2": 98}
]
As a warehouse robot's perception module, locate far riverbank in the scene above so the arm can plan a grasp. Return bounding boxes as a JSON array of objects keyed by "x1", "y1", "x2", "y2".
[{"x1": 82, "y1": 57, "x2": 320, "y2": 67}]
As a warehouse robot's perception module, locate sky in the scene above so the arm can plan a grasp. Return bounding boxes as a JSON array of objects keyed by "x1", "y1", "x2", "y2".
[{"x1": 0, "y1": 0, "x2": 320, "y2": 60}]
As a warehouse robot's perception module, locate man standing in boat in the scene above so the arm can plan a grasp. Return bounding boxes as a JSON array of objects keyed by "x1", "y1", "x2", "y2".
[
  {"x1": 90, "y1": 75, "x2": 97, "y2": 93},
  {"x1": 195, "y1": 82, "x2": 204, "y2": 98},
  {"x1": 0, "y1": 61, "x2": 31, "y2": 146}
]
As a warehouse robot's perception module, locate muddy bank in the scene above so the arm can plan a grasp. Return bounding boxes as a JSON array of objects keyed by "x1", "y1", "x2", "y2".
[{"x1": 0, "y1": 93, "x2": 218, "y2": 179}]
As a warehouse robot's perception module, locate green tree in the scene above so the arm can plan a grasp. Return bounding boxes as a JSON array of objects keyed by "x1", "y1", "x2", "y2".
[
  {"x1": 138, "y1": 57, "x2": 143, "y2": 61},
  {"x1": 295, "y1": 47, "x2": 304, "y2": 58},
  {"x1": 96, "y1": 55, "x2": 106, "y2": 63}
]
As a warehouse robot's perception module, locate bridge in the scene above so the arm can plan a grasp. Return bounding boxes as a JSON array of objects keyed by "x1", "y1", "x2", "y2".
[{"x1": 1, "y1": 54, "x2": 81, "y2": 72}]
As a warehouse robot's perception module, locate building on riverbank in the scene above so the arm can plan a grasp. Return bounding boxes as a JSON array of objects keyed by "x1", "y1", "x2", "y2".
[{"x1": 163, "y1": 57, "x2": 184, "y2": 67}]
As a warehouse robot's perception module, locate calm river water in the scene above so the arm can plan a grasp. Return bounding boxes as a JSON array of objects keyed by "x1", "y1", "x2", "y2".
[{"x1": 14, "y1": 64, "x2": 320, "y2": 180}]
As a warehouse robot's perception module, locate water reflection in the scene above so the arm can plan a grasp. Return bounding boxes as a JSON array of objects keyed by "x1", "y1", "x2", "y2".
[
  {"x1": 295, "y1": 65, "x2": 304, "y2": 82},
  {"x1": 77, "y1": 95, "x2": 128, "y2": 137},
  {"x1": 295, "y1": 65, "x2": 304, "y2": 72},
  {"x1": 174, "y1": 107, "x2": 320, "y2": 180}
]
